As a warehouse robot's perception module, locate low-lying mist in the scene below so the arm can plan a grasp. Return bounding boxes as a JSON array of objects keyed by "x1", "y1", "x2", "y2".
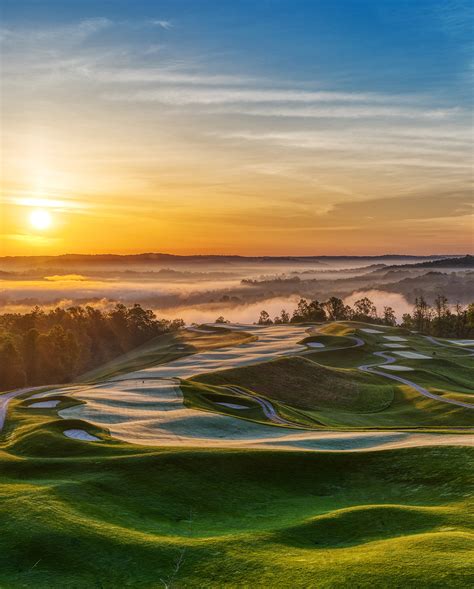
[{"x1": 1, "y1": 255, "x2": 471, "y2": 324}]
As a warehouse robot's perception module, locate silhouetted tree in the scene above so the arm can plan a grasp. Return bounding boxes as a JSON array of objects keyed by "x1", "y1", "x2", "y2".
[
  {"x1": 383, "y1": 306, "x2": 397, "y2": 326},
  {"x1": 258, "y1": 310, "x2": 273, "y2": 325},
  {"x1": 352, "y1": 297, "x2": 377, "y2": 321},
  {"x1": 323, "y1": 297, "x2": 349, "y2": 321},
  {"x1": 401, "y1": 313, "x2": 414, "y2": 330},
  {"x1": 274, "y1": 309, "x2": 290, "y2": 324},
  {"x1": 0, "y1": 338, "x2": 26, "y2": 390}
]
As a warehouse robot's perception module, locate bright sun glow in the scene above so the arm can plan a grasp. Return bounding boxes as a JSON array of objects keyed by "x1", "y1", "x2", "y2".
[{"x1": 29, "y1": 209, "x2": 52, "y2": 230}]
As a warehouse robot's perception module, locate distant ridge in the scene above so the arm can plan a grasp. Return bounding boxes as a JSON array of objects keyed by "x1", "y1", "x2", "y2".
[
  {"x1": 383, "y1": 255, "x2": 474, "y2": 270},
  {"x1": 0, "y1": 252, "x2": 466, "y2": 265}
]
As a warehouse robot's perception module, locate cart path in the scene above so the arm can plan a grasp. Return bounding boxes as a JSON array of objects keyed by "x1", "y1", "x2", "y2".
[{"x1": 359, "y1": 351, "x2": 474, "y2": 409}]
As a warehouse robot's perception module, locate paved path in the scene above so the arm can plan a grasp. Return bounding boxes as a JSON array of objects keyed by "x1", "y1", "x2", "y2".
[
  {"x1": 223, "y1": 385, "x2": 302, "y2": 427},
  {"x1": 0, "y1": 386, "x2": 45, "y2": 430},
  {"x1": 423, "y1": 335, "x2": 474, "y2": 356},
  {"x1": 359, "y1": 351, "x2": 474, "y2": 410}
]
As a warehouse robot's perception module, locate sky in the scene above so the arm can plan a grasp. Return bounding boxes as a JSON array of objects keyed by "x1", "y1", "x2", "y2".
[{"x1": 1, "y1": 0, "x2": 473, "y2": 256}]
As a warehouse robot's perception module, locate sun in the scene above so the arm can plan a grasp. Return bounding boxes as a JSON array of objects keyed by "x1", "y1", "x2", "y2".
[{"x1": 29, "y1": 209, "x2": 53, "y2": 230}]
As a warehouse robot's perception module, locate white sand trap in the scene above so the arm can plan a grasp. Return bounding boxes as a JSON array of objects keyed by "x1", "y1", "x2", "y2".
[
  {"x1": 383, "y1": 336, "x2": 408, "y2": 342},
  {"x1": 56, "y1": 378, "x2": 474, "y2": 451},
  {"x1": 306, "y1": 342, "x2": 325, "y2": 348},
  {"x1": 382, "y1": 365, "x2": 414, "y2": 372},
  {"x1": 28, "y1": 400, "x2": 60, "y2": 408},
  {"x1": 216, "y1": 402, "x2": 248, "y2": 409},
  {"x1": 206, "y1": 323, "x2": 261, "y2": 331},
  {"x1": 360, "y1": 328, "x2": 383, "y2": 334},
  {"x1": 394, "y1": 351, "x2": 431, "y2": 359},
  {"x1": 449, "y1": 340, "x2": 474, "y2": 346},
  {"x1": 113, "y1": 324, "x2": 310, "y2": 381},
  {"x1": 384, "y1": 343, "x2": 408, "y2": 348},
  {"x1": 63, "y1": 429, "x2": 100, "y2": 442}
]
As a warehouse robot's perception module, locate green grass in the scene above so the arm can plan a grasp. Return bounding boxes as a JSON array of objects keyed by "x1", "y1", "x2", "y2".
[
  {"x1": 193, "y1": 356, "x2": 396, "y2": 413},
  {"x1": 188, "y1": 338, "x2": 473, "y2": 429},
  {"x1": 0, "y1": 321, "x2": 473, "y2": 587},
  {"x1": 0, "y1": 412, "x2": 473, "y2": 588}
]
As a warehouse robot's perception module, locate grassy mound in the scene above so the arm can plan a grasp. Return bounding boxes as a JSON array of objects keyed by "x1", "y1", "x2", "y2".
[
  {"x1": 0, "y1": 428, "x2": 472, "y2": 588},
  {"x1": 193, "y1": 356, "x2": 396, "y2": 412},
  {"x1": 275, "y1": 504, "x2": 452, "y2": 547}
]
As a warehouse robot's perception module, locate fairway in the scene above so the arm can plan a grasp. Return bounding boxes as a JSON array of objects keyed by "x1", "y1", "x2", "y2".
[{"x1": 1, "y1": 321, "x2": 473, "y2": 587}]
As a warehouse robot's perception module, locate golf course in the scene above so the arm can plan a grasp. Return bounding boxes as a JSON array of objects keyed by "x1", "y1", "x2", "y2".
[{"x1": 0, "y1": 321, "x2": 473, "y2": 587}]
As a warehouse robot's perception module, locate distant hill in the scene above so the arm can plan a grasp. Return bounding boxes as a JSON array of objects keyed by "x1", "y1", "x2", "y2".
[
  {"x1": 0, "y1": 252, "x2": 463, "y2": 270},
  {"x1": 380, "y1": 255, "x2": 473, "y2": 271},
  {"x1": 408, "y1": 255, "x2": 473, "y2": 268}
]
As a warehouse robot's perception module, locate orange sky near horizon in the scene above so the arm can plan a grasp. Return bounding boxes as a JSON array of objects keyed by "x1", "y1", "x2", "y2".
[{"x1": 1, "y1": 13, "x2": 473, "y2": 258}]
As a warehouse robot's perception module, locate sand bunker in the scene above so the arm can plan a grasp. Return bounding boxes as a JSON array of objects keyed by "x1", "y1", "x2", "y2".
[
  {"x1": 206, "y1": 323, "x2": 261, "y2": 331},
  {"x1": 28, "y1": 400, "x2": 60, "y2": 408},
  {"x1": 383, "y1": 336, "x2": 408, "y2": 342},
  {"x1": 449, "y1": 340, "x2": 474, "y2": 346},
  {"x1": 37, "y1": 323, "x2": 472, "y2": 451},
  {"x1": 63, "y1": 429, "x2": 100, "y2": 442},
  {"x1": 111, "y1": 324, "x2": 310, "y2": 381},
  {"x1": 360, "y1": 328, "x2": 383, "y2": 334},
  {"x1": 394, "y1": 351, "x2": 431, "y2": 359},
  {"x1": 384, "y1": 343, "x2": 408, "y2": 349},
  {"x1": 306, "y1": 342, "x2": 325, "y2": 348},
  {"x1": 382, "y1": 365, "x2": 414, "y2": 372},
  {"x1": 55, "y1": 378, "x2": 473, "y2": 451}
]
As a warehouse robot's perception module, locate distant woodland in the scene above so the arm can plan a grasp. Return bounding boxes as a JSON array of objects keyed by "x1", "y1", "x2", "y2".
[{"x1": 256, "y1": 295, "x2": 474, "y2": 338}]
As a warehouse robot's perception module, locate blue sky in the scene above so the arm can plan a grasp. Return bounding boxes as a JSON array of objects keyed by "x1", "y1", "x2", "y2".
[
  {"x1": 1, "y1": 0, "x2": 473, "y2": 255},
  {"x1": 2, "y1": 0, "x2": 472, "y2": 96}
]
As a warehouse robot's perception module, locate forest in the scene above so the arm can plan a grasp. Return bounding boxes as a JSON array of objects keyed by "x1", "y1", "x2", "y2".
[
  {"x1": 257, "y1": 294, "x2": 474, "y2": 337},
  {"x1": 0, "y1": 304, "x2": 184, "y2": 391},
  {"x1": 1, "y1": 295, "x2": 472, "y2": 392}
]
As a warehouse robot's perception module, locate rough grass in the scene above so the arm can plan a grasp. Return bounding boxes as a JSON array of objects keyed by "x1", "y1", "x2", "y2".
[
  {"x1": 193, "y1": 356, "x2": 396, "y2": 413},
  {"x1": 1, "y1": 321, "x2": 473, "y2": 587},
  {"x1": 0, "y1": 419, "x2": 472, "y2": 588}
]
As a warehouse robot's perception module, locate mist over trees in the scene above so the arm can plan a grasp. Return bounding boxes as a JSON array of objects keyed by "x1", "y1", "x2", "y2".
[
  {"x1": 257, "y1": 294, "x2": 474, "y2": 337},
  {"x1": 0, "y1": 304, "x2": 184, "y2": 391}
]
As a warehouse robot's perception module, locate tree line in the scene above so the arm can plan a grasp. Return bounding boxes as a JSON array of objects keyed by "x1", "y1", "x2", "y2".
[
  {"x1": 0, "y1": 304, "x2": 184, "y2": 391},
  {"x1": 256, "y1": 295, "x2": 474, "y2": 337}
]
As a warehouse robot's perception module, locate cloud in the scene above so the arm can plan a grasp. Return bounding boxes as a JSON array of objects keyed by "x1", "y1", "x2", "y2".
[
  {"x1": 0, "y1": 17, "x2": 112, "y2": 47},
  {"x1": 151, "y1": 20, "x2": 173, "y2": 30},
  {"x1": 4, "y1": 195, "x2": 91, "y2": 211},
  {"x1": 101, "y1": 87, "x2": 462, "y2": 121},
  {"x1": 102, "y1": 88, "x2": 396, "y2": 105},
  {"x1": 44, "y1": 274, "x2": 88, "y2": 282},
  {"x1": 325, "y1": 192, "x2": 473, "y2": 223},
  {"x1": 89, "y1": 68, "x2": 252, "y2": 85}
]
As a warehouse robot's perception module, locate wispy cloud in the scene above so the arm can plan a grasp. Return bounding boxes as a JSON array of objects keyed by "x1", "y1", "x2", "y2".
[
  {"x1": 3, "y1": 195, "x2": 91, "y2": 211},
  {"x1": 102, "y1": 88, "x2": 400, "y2": 105},
  {"x1": 0, "y1": 17, "x2": 112, "y2": 46},
  {"x1": 151, "y1": 20, "x2": 174, "y2": 30}
]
